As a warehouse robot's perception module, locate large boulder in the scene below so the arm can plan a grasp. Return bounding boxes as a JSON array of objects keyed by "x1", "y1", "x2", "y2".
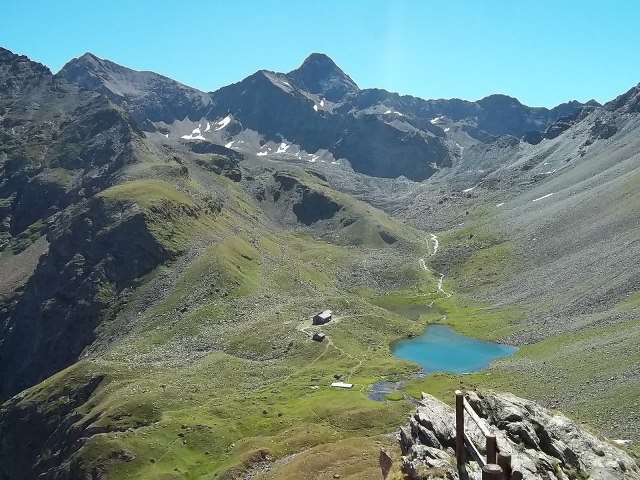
[{"x1": 400, "y1": 390, "x2": 639, "y2": 480}]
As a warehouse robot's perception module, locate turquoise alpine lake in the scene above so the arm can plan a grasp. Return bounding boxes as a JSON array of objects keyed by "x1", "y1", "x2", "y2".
[{"x1": 392, "y1": 324, "x2": 517, "y2": 373}]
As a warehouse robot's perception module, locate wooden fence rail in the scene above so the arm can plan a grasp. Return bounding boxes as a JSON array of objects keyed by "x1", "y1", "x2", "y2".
[{"x1": 455, "y1": 390, "x2": 522, "y2": 480}]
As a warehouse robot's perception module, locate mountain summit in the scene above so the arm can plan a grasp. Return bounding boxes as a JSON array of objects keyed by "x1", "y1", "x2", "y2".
[{"x1": 286, "y1": 53, "x2": 359, "y2": 101}]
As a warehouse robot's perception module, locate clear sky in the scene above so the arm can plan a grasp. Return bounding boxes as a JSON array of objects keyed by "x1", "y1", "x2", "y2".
[{"x1": 2, "y1": 0, "x2": 639, "y2": 107}]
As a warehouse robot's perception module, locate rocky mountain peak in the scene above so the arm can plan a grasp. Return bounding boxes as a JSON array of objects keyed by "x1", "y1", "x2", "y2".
[
  {"x1": 298, "y1": 52, "x2": 342, "y2": 72},
  {"x1": 59, "y1": 52, "x2": 122, "y2": 97},
  {"x1": 477, "y1": 93, "x2": 524, "y2": 109},
  {"x1": 286, "y1": 52, "x2": 359, "y2": 101},
  {"x1": 59, "y1": 52, "x2": 212, "y2": 125},
  {"x1": 62, "y1": 52, "x2": 124, "y2": 78},
  {"x1": 75, "y1": 51, "x2": 102, "y2": 64},
  {"x1": 60, "y1": 52, "x2": 138, "y2": 85}
]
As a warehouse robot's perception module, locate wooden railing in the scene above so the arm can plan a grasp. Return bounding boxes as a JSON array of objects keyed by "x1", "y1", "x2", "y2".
[{"x1": 455, "y1": 390, "x2": 522, "y2": 480}]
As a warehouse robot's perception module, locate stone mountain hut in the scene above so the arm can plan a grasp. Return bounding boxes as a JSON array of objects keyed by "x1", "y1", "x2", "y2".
[{"x1": 313, "y1": 310, "x2": 332, "y2": 325}]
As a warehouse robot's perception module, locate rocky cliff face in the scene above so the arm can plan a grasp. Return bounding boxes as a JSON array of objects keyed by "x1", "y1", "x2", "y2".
[
  {"x1": 0, "y1": 367, "x2": 106, "y2": 480},
  {"x1": 0, "y1": 48, "x2": 181, "y2": 401},
  {"x1": 400, "y1": 391, "x2": 639, "y2": 480},
  {"x1": 0, "y1": 197, "x2": 176, "y2": 399}
]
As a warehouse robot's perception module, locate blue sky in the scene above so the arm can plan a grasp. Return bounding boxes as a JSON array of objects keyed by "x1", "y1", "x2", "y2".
[{"x1": 2, "y1": 0, "x2": 639, "y2": 107}]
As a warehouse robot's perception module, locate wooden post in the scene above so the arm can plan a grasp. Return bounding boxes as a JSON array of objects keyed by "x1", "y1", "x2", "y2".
[
  {"x1": 486, "y1": 434, "x2": 497, "y2": 465},
  {"x1": 455, "y1": 390, "x2": 465, "y2": 467},
  {"x1": 482, "y1": 463, "x2": 504, "y2": 480},
  {"x1": 497, "y1": 452, "x2": 512, "y2": 480}
]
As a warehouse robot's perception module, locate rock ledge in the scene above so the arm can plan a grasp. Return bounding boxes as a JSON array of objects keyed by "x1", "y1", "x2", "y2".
[{"x1": 400, "y1": 390, "x2": 639, "y2": 480}]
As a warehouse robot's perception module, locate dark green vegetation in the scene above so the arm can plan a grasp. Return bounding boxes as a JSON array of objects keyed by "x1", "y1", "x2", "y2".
[
  {"x1": 1, "y1": 46, "x2": 639, "y2": 479},
  {"x1": 0, "y1": 137, "x2": 436, "y2": 478}
]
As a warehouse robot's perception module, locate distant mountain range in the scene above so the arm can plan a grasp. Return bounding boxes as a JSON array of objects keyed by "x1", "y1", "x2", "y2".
[{"x1": 59, "y1": 51, "x2": 599, "y2": 180}]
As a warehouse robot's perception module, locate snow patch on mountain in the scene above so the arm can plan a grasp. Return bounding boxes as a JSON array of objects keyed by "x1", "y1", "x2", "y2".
[
  {"x1": 181, "y1": 124, "x2": 206, "y2": 140},
  {"x1": 215, "y1": 115, "x2": 232, "y2": 131},
  {"x1": 532, "y1": 193, "x2": 554, "y2": 202},
  {"x1": 276, "y1": 142, "x2": 290, "y2": 153}
]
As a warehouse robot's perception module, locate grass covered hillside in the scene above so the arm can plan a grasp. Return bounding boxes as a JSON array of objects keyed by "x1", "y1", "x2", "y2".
[
  {"x1": 0, "y1": 128, "x2": 454, "y2": 478},
  {"x1": 1, "y1": 46, "x2": 639, "y2": 480}
]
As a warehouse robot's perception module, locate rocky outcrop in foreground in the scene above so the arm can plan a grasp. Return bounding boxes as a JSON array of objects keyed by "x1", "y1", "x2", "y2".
[{"x1": 400, "y1": 390, "x2": 639, "y2": 480}]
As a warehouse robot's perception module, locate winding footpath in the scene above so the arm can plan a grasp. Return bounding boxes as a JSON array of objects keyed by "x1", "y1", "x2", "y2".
[{"x1": 420, "y1": 233, "x2": 451, "y2": 298}]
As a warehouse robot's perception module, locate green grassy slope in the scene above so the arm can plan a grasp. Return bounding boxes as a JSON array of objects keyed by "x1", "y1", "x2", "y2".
[
  {"x1": 2, "y1": 140, "x2": 638, "y2": 478},
  {"x1": 0, "y1": 150, "x2": 445, "y2": 479}
]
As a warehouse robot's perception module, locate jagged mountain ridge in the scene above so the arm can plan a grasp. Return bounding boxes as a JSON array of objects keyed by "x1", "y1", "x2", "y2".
[
  {"x1": 60, "y1": 52, "x2": 212, "y2": 127},
  {"x1": 59, "y1": 52, "x2": 595, "y2": 180}
]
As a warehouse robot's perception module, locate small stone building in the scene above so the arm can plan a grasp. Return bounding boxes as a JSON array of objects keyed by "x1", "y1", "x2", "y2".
[
  {"x1": 313, "y1": 310, "x2": 332, "y2": 325},
  {"x1": 312, "y1": 332, "x2": 326, "y2": 342}
]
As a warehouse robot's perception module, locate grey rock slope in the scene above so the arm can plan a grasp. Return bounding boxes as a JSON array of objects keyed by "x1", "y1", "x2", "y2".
[
  {"x1": 384, "y1": 80, "x2": 640, "y2": 327},
  {"x1": 401, "y1": 391, "x2": 640, "y2": 480}
]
